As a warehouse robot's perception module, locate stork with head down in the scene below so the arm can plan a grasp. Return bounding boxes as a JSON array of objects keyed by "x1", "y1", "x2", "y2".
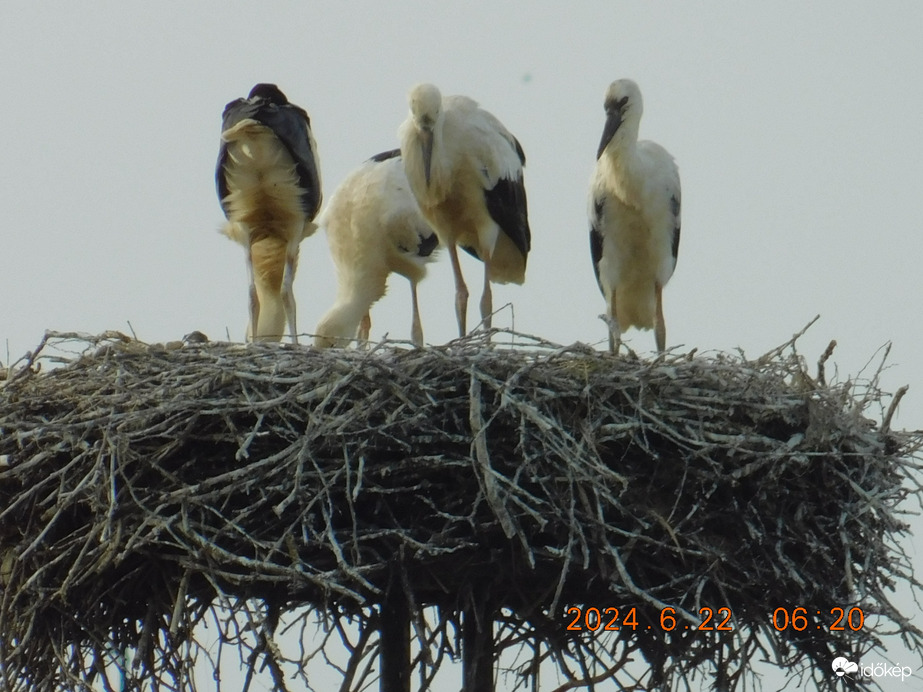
[
  {"x1": 399, "y1": 83, "x2": 531, "y2": 337},
  {"x1": 315, "y1": 149, "x2": 439, "y2": 349},
  {"x1": 216, "y1": 83, "x2": 322, "y2": 342},
  {"x1": 589, "y1": 79, "x2": 681, "y2": 353}
]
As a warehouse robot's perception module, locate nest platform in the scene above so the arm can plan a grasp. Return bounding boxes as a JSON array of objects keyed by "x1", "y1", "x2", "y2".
[{"x1": 0, "y1": 328, "x2": 921, "y2": 691}]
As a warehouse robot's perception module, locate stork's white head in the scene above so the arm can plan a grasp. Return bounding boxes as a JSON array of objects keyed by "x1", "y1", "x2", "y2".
[
  {"x1": 409, "y1": 83, "x2": 442, "y2": 130},
  {"x1": 408, "y1": 83, "x2": 443, "y2": 186},
  {"x1": 597, "y1": 79, "x2": 644, "y2": 159}
]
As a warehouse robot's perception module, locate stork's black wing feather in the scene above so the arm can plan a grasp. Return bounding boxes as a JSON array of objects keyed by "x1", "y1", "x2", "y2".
[
  {"x1": 511, "y1": 135, "x2": 526, "y2": 167},
  {"x1": 215, "y1": 97, "x2": 248, "y2": 208},
  {"x1": 589, "y1": 197, "x2": 605, "y2": 292},
  {"x1": 251, "y1": 101, "x2": 322, "y2": 218},
  {"x1": 416, "y1": 232, "x2": 439, "y2": 258},
  {"x1": 670, "y1": 193, "x2": 681, "y2": 263},
  {"x1": 368, "y1": 148, "x2": 401, "y2": 163},
  {"x1": 484, "y1": 175, "x2": 531, "y2": 260},
  {"x1": 216, "y1": 87, "x2": 322, "y2": 219},
  {"x1": 461, "y1": 245, "x2": 481, "y2": 261}
]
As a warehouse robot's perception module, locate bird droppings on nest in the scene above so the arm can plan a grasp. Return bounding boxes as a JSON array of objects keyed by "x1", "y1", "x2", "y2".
[{"x1": 0, "y1": 327, "x2": 921, "y2": 692}]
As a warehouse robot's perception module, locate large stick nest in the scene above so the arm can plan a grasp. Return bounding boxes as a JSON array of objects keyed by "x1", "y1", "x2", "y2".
[{"x1": 0, "y1": 328, "x2": 921, "y2": 691}]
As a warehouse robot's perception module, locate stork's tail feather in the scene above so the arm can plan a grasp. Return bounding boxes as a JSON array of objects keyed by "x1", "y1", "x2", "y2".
[
  {"x1": 615, "y1": 285, "x2": 656, "y2": 331},
  {"x1": 484, "y1": 234, "x2": 527, "y2": 285}
]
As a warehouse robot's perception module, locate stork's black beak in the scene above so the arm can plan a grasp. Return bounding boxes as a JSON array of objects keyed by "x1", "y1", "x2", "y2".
[
  {"x1": 420, "y1": 129, "x2": 433, "y2": 187},
  {"x1": 597, "y1": 107, "x2": 622, "y2": 160}
]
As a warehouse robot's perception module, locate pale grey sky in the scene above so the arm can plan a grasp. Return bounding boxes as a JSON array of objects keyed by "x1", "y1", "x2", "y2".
[{"x1": 2, "y1": 2, "x2": 921, "y2": 689}]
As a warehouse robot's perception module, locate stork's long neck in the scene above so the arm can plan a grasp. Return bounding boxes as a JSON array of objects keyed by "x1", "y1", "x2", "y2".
[
  {"x1": 424, "y1": 118, "x2": 449, "y2": 200},
  {"x1": 326, "y1": 296, "x2": 368, "y2": 337},
  {"x1": 601, "y1": 136, "x2": 640, "y2": 199},
  {"x1": 315, "y1": 281, "x2": 383, "y2": 346}
]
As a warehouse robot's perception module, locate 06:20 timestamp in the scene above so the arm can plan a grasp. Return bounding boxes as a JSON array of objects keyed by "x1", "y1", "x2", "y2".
[
  {"x1": 772, "y1": 607, "x2": 864, "y2": 632},
  {"x1": 566, "y1": 606, "x2": 733, "y2": 632}
]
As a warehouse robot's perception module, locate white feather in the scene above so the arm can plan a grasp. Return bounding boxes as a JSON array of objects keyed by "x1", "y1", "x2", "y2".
[
  {"x1": 315, "y1": 156, "x2": 438, "y2": 348},
  {"x1": 590, "y1": 79, "x2": 680, "y2": 348}
]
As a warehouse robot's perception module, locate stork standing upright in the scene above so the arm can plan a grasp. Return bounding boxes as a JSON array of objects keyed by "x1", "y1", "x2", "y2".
[
  {"x1": 399, "y1": 83, "x2": 531, "y2": 337},
  {"x1": 314, "y1": 149, "x2": 439, "y2": 349},
  {"x1": 216, "y1": 83, "x2": 322, "y2": 343},
  {"x1": 589, "y1": 79, "x2": 681, "y2": 353}
]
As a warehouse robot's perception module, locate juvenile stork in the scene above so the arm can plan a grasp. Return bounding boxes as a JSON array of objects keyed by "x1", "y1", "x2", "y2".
[
  {"x1": 216, "y1": 83, "x2": 322, "y2": 342},
  {"x1": 589, "y1": 79, "x2": 681, "y2": 353},
  {"x1": 314, "y1": 149, "x2": 439, "y2": 348},
  {"x1": 399, "y1": 83, "x2": 531, "y2": 336}
]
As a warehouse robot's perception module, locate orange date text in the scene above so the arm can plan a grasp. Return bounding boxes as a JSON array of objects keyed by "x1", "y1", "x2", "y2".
[{"x1": 565, "y1": 606, "x2": 733, "y2": 632}]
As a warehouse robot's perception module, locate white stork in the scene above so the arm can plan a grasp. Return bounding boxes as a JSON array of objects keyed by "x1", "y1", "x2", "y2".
[
  {"x1": 314, "y1": 149, "x2": 439, "y2": 349},
  {"x1": 216, "y1": 83, "x2": 322, "y2": 343},
  {"x1": 589, "y1": 79, "x2": 681, "y2": 353},
  {"x1": 399, "y1": 83, "x2": 531, "y2": 336}
]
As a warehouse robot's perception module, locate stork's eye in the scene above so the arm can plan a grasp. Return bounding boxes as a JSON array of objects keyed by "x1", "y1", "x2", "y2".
[{"x1": 604, "y1": 95, "x2": 630, "y2": 115}]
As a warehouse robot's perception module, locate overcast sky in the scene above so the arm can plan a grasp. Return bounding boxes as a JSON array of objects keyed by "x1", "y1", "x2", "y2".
[{"x1": 2, "y1": 3, "x2": 921, "y2": 689}]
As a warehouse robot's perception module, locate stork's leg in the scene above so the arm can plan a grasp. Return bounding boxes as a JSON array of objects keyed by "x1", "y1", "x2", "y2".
[
  {"x1": 479, "y1": 266, "x2": 493, "y2": 331},
  {"x1": 247, "y1": 284, "x2": 259, "y2": 343},
  {"x1": 281, "y1": 250, "x2": 299, "y2": 344},
  {"x1": 654, "y1": 282, "x2": 666, "y2": 352},
  {"x1": 409, "y1": 281, "x2": 423, "y2": 348},
  {"x1": 607, "y1": 289, "x2": 621, "y2": 354},
  {"x1": 359, "y1": 312, "x2": 371, "y2": 347},
  {"x1": 448, "y1": 245, "x2": 469, "y2": 337},
  {"x1": 246, "y1": 252, "x2": 260, "y2": 343}
]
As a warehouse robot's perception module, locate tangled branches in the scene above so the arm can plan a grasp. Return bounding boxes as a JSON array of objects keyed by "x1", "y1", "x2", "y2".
[{"x1": 0, "y1": 328, "x2": 920, "y2": 691}]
